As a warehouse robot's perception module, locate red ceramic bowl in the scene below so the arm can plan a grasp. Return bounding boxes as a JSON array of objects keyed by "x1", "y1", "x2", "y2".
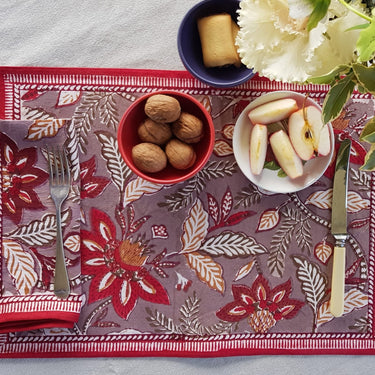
[{"x1": 118, "y1": 90, "x2": 215, "y2": 184}]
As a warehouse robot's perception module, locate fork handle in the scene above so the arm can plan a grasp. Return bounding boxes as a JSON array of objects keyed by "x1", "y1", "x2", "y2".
[{"x1": 54, "y1": 205, "x2": 71, "y2": 299}]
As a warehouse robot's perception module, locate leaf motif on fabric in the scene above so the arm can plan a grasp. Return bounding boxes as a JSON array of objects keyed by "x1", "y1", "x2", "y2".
[
  {"x1": 95, "y1": 131, "x2": 131, "y2": 193},
  {"x1": 207, "y1": 193, "x2": 220, "y2": 225},
  {"x1": 200, "y1": 95, "x2": 212, "y2": 113},
  {"x1": 305, "y1": 189, "x2": 333, "y2": 209},
  {"x1": 21, "y1": 106, "x2": 55, "y2": 121},
  {"x1": 2, "y1": 239, "x2": 38, "y2": 295},
  {"x1": 222, "y1": 124, "x2": 234, "y2": 140},
  {"x1": 180, "y1": 199, "x2": 209, "y2": 254},
  {"x1": 159, "y1": 161, "x2": 237, "y2": 212},
  {"x1": 314, "y1": 240, "x2": 333, "y2": 265},
  {"x1": 201, "y1": 231, "x2": 267, "y2": 258},
  {"x1": 64, "y1": 233, "x2": 80, "y2": 253},
  {"x1": 21, "y1": 88, "x2": 44, "y2": 101},
  {"x1": 348, "y1": 217, "x2": 370, "y2": 229},
  {"x1": 256, "y1": 208, "x2": 280, "y2": 232},
  {"x1": 306, "y1": 189, "x2": 370, "y2": 213},
  {"x1": 233, "y1": 260, "x2": 255, "y2": 281},
  {"x1": 56, "y1": 91, "x2": 82, "y2": 107},
  {"x1": 292, "y1": 256, "x2": 327, "y2": 315},
  {"x1": 8, "y1": 210, "x2": 71, "y2": 247},
  {"x1": 213, "y1": 139, "x2": 233, "y2": 157},
  {"x1": 146, "y1": 307, "x2": 181, "y2": 334},
  {"x1": 221, "y1": 188, "x2": 233, "y2": 221},
  {"x1": 185, "y1": 252, "x2": 224, "y2": 294},
  {"x1": 98, "y1": 93, "x2": 119, "y2": 129},
  {"x1": 317, "y1": 289, "x2": 368, "y2": 327},
  {"x1": 347, "y1": 191, "x2": 370, "y2": 212},
  {"x1": 26, "y1": 119, "x2": 66, "y2": 140},
  {"x1": 124, "y1": 177, "x2": 164, "y2": 206}
]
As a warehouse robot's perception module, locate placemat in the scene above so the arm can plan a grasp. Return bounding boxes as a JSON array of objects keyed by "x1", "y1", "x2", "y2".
[{"x1": 0, "y1": 66, "x2": 374, "y2": 357}]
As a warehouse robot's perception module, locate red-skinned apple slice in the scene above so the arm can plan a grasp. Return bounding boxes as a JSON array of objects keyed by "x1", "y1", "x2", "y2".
[
  {"x1": 249, "y1": 124, "x2": 268, "y2": 175},
  {"x1": 288, "y1": 106, "x2": 331, "y2": 160},
  {"x1": 288, "y1": 109, "x2": 315, "y2": 161},
  {"x1": 269, "y1": 130, "x2": 303, "y2": 179},
  {"x1": 248, "y1": 98, "x2": 298, "y2": 125}
]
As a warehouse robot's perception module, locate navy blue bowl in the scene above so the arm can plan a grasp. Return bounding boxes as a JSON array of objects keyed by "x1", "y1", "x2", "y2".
[{"x1": 177, "y1": 0, "x2": 254, "y2": 88}]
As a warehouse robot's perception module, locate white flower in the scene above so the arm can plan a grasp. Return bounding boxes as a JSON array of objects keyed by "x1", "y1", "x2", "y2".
[{"x1": 236, "y1": 0, "x2": 365, "y2": 83}]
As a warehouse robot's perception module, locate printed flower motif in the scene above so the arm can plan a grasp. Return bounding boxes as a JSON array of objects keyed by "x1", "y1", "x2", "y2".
[
  {"x1": 81, "y1": 208, "x2": 170, "y2": 320},
  {"x1": 80, "y1": 156, "x2": 110, "y2": 199},
  {"x1": 216, "y1": 275, "x2": 304, "y2": 333},
  {"x1": 236, "y1": 0, "x2": 364, "y2": 82},
  {"x1": 0, "y1": 133, "x2": 48, "y2": 224}
]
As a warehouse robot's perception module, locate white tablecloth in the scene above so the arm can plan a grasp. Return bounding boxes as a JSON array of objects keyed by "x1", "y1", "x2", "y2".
[{"x1": 0, "y1": 0, "x2": 374, "y2": 373}]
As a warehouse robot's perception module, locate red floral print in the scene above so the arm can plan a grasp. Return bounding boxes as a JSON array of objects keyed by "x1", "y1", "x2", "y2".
[
  {"x1": 80, "y1": 156, "x2": 110, "y2": 199},
  {"x1": 216, "y1": 275, "x2": 304, "y2": 333},
  {"x1": 0, "y1": 133, "x2": 48, "y2": 224},
  {"x1": 81, "y1": 208, "x2": 170, "y2": 320}
]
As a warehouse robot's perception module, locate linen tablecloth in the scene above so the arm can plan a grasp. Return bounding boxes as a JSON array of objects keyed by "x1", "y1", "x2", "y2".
[{"x1": 0, "y1": 66, "x2": 373, "y2": 357}]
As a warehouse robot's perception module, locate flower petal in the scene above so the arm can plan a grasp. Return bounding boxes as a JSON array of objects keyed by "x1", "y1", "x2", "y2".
[
  {"x1": 216, "y1": 301, "x2": 250, "y2": 322},
  {"x1": 98, "y1": 272, "x2": 116, "y2": 292}
]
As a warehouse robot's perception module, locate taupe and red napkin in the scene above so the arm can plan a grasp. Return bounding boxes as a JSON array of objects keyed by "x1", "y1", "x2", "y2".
[{"x1": 0, "y1": 119, "x2": 83, "y2": 332}]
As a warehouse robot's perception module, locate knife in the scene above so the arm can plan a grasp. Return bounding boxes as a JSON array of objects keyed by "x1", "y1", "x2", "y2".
[{"x1": 329, "y1": 138, "x2": 351, "y2": 317}]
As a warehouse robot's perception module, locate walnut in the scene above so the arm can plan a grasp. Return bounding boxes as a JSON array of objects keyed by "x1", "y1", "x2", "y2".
[
  {"x1": 131, "y1": 142, "x2": 167, "y2": 173},
  {"x1": 144, "y1": 94, "x2": 181, "y2": 123},
  {"x1": 172, "y1": 112, "x2": 203, "y2": 143},
  {"x1": 165, "y1": 139, "x2": 196, "y2": 170},
  {"x1": 138, "y1": 118, "x2": 172, "y2": 145}
]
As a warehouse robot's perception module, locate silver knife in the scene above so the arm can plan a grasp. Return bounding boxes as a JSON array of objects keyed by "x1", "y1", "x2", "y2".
[{"x1": 330, "y1": 138, "x2": 351, "y2": 317}]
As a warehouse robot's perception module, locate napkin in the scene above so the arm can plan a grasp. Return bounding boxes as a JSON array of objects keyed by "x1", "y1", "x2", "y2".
[{"x1": 0, "y1": 119, "x2": 83, "y2": 332}]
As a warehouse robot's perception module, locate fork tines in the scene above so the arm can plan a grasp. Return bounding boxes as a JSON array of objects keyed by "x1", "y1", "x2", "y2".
[{"x1": 47, "y1": 146, "x2": 71, "y2": 186}]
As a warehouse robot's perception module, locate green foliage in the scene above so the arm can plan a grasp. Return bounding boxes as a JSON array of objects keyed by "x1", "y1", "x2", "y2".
[
  {"x1": 306, "y1": 0, "x2": 331, "y2": 31},
  {"x1": 360, "y1": 144, "x2": 375, "y2": 171},
  {"x1": 357, "y1": 19, "x2": 375, "y2": 61},
  {"x1": 360, "y1": 117, "x2": 375, "y2": 143},
  {"x1": 307, "y1": 64, "x2": 351, "y2": 85},
  {"x1": 352, "y1": 63, "x2": 375, "y2": 94},
  {"x1": 322, "y1": 73, "x2": 355, "y2": 123}
]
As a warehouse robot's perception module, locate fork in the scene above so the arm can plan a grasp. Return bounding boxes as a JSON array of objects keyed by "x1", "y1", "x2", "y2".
[{"x1": 47, "y1": 146, "x2": 71, "y2": 299}]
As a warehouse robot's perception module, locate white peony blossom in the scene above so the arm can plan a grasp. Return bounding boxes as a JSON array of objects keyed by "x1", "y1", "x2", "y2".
[{"x1": 236, "y1": 0, "x2": 365, "y2": 83}]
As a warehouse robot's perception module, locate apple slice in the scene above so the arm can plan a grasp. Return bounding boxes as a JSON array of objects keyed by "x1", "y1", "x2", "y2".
[
  {"x1": 317, "y1": 122, "x2": 331, "y2": 156},
  {"x1": 288, "y1": 106, "x2": 331, "y2": 160},
  {"x1": 269, "y1": 130, "x2": 303, "y2": 179},
  {"x1": 248, "y1": 98, "x2": 298, "y2": 125},
  {"x1": 288, "y1": 109, "x2": 315, "y2": 161},
  {"x1": 249, "y1": 124, "x2": 268, "y2": 175}
]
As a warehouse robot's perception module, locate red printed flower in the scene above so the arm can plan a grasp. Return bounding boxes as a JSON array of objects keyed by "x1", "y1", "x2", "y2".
[
  {"x1": 0, "y1": 133, "x2": 48, "y2": 224},
  {"x1": 80, "y1": 156, "x2": 110, "y2": 199},
  {"x1": 81, "y1": 208, "x2": 170, "y2": 320},
  {"x1": 216, "y1": 275, "x2": 304, "y2": 333}
]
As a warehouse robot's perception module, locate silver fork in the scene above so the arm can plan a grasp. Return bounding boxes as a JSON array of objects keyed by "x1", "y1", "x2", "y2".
[{"x1": 47, "y1": 146, "x2": 71, "y2": 299}]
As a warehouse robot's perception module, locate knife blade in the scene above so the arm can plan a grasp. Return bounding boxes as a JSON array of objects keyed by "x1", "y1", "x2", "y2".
[{"x1": 329, "y1": 138, "x2": 351, "y2": 317}]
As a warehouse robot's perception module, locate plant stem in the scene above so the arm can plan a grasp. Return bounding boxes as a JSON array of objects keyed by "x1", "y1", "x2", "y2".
[{"x1": 337, "y1": 0, "x2": 372, "y2": 22}]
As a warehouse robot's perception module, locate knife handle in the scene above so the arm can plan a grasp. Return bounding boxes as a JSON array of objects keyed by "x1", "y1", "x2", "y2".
[{"x1": 330, "y1": 246, "x2": 346, "y2": 317}]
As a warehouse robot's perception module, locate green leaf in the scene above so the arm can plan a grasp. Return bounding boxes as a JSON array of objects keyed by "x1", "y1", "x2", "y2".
[
  {"x1": 307, "y1": 64, "x2": 351, "y2": 85},
  {"x1": 357, "y1": 19, "x2": 375, "y2": 62},
  {"x1": 346, "y1": 23, "x2": 370, "y2": 32},
  {"x1": 352, "y1": 63, "x2": 375, "y2": 95},
  {"x1": 322, "y1": 73, "x2": 355, "y2": 124},
  {"x1": 359, "y1": 117, "x2": 375, "y2": 143},
  {"x1": 264, "y1": 161, "x2": 280, "y2": 171},
  {"x1": 277, "y1": 169, "x2": 288, "y2": 178},
  {"x1": 306, "y1": 0, "x2": 331, "y2": 31},
  {"x1": 360, "y1": 144, "x2": 375, "y2": 171}
]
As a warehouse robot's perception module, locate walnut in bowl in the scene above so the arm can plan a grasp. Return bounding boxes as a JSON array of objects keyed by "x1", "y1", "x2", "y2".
[{"x1": 117, "y1": 90, "x2": 215, "y2": 184}]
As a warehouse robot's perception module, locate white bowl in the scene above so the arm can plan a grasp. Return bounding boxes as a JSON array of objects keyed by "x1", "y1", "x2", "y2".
[{"x1": 233, "y1": 91, "x2": 335, "y2": 194}]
